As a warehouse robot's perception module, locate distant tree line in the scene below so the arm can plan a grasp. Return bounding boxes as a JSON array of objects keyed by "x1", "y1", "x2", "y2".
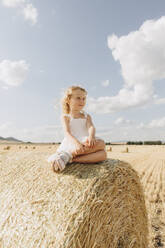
[
  {"x1": 105, "y1": 142, "x2": 111, "y2": 145},
  {"x1": 127, "y1": 141, "x2": 143, "y2": 145},
  {"x1": 126, "y1": 141, "x2": 163, "y2": 145},
  {"x1": 50, "y1": 141, "x2": 164, "y2": 145}
]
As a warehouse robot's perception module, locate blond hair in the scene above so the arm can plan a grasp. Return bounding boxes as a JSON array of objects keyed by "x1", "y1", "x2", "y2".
[{"x1": 61, "y1": 86, "x2": 87, "y2": 114}]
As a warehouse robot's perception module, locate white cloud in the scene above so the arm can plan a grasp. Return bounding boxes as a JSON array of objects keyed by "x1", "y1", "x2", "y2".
[
  {"x1": 148, "y1": 117, "x2": 165, "y2": 128},
  {"x1": 138, "y1": 117, "x2": 165, "y2": 129},
  {"x1": 2, "y1": 0, "x2": 25, "y2": 8},
  {"x1": 0, "y1": 122, "x2": 13, "y2": 132},
  {"x1": 101, "y1": 80, "x2": 110, "y2": 87},
  {"x1": 22, "y1": 3, "x2": 38, "y2": 25},
  {"x1": 2, "y1": 86, "x2": 9, "y2": 90},
  {"x1": 0, "y1": 122, "x2": 63, "y2": 143},
  {"x1": 137, "y1": 122, "x2": 145, "y2": 129},
  {"x1": 114, "y1": 117, "x2": 132, "y2": 125},
  {"x1": 96, "y1": 117, "x2": 165, "y2": 142},
  {"x1": 1, "y1": 118, "x2": 165, "y2": 143},
  {"x1": 87, "y1": 16, "x2": 165, "y2": 114},
  {"x1": 154, "y1": 98, "x2": 165, "y2": 105},
  {"x1": 97, "y1": 122, "x2": 165, "y2": 142},
  {"x1": 2, "y1": 0, "x2": 38, "y2": 25},
  {"x1": 149, "y1": 117, "x2": 165, "y2": 128},
  {"x1": 0, "y1": 59, "x2": 29, "y2": 87}
]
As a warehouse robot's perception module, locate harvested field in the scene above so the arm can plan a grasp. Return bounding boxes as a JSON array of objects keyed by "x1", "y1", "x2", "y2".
[
  {"x1": 0, "y1": 143, "x2": 165, "y2": 247},
  {"x1": 107, "y1": 145, "x2": 165, "y2": 248}
]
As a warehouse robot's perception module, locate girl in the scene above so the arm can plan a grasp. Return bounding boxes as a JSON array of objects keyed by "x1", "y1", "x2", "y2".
[{"x1": 47, "y1": 86, "x2": 107, "y2": 172}]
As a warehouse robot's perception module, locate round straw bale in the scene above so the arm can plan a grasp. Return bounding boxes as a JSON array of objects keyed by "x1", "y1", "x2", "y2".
[
  {"x1": 0, "y1": 152, "x2": 149, "y2": 248},
  {"x1": 107, "y1": 146, "x2": 112, "y2": 152},
  {"x1": 3, "y1": 146, "x2": 10, "y2": 150},
  {"x1": 121, "y1": 147, "x2": 129, "y2": 153}
]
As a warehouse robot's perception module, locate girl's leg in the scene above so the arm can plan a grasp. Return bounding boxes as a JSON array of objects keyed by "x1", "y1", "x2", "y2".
[
  {"x1": 71, "y1": 139, "x2": 106, "y2": 158},
  {"x1": 72, "y1": 150, "x2": 107, "y2": 163}
]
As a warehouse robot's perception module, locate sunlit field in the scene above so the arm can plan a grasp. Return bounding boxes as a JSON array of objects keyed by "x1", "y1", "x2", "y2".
[
  {"x1": 107, "y1": 144, "x2": 165, "y2": 248},
  {"x1": 0, "y1": 143, "x2": 165, "y2": 248}
]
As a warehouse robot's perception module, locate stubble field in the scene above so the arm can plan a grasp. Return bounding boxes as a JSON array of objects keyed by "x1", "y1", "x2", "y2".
[{"x1": 0, "y1": 143, "x2": 164, "y2": 247}]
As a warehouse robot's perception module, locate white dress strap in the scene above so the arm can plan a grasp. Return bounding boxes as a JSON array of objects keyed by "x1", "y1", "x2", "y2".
[
  {"x1": 63, "y1": 111, "x2": 88, "y2": 119},
  {"x1": 62, "y1": 113, "x2": 70, "y2": 117},
  {"x1": 81, "y1": 110, "x2": 88, "y2": 118}
]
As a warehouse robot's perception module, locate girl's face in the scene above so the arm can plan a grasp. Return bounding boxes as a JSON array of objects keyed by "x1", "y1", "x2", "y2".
[{"x1": 69, "y1": 89, "x2": 87, "y2": 111}]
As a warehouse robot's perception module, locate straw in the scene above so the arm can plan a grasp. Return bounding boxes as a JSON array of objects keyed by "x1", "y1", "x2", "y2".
[{"x1": 0, "y1": 151, "x2": 149, "y2": 248}]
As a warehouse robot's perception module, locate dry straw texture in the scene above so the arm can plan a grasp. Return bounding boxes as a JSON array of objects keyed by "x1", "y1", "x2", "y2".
[{"x1": 0, "y1": 151, "x2": 149, "y2": 248}]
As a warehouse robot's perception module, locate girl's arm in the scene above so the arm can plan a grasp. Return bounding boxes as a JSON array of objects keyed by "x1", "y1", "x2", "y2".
[{"x1": 87, "y1": 114, "x2": 96, "y2": 146}]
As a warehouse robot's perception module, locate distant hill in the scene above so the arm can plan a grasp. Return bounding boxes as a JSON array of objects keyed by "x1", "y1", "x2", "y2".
[{"x1": 0, "y1": 136, "x2": 23, "y2": 143}]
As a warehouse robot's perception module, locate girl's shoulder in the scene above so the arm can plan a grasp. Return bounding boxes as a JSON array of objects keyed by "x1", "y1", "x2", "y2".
[
  {"x1": 81, "y1": 110, "x2": 88, "y2": 118},
  {"x1": 61, "y1": 111, "x2": 88, "y2": 119},
  {"x1": 62, "y1": 113, "x2": 70, "y2": 117},
  {"x1": 82, "y1": 110, "x2": 91, "y2": 119},
  {"x1": 61, "y1": 113, "x2": 71, "y2": 122}
]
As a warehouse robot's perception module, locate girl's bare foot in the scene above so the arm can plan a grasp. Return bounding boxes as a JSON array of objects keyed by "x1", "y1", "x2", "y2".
[
  {"x1": 51, "y1": 151, "x2": 72, "y2": 172},
  {"x1": 52, "y1": 158, "x2": 65, "y2": 172}
]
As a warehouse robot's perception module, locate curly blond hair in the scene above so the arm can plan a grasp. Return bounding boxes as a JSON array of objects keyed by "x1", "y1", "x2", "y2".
[{"x1": 61, "y1": 86, "x2": 87, "y2": 114}]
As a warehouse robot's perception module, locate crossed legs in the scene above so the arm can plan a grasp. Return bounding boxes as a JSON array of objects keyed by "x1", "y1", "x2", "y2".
[
  {"x1": 51, "y1": 139, "x2": 107, "y2": 172},
  {"x1": 71, "y1": 139, "x2": 107, "y2": 163}
]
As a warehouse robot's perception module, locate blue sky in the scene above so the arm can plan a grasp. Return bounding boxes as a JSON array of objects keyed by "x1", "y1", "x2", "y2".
[{"x1": 0, "y1": 0, "x2": 165, "y2": 142}]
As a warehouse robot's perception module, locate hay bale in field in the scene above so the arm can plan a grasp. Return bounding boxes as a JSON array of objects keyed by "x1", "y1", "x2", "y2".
[
  {"x1": 0, "y1": 154, "x2": 149, "y2": 248},
  {"x1": 3, "y1": 146, "x2": 10, "y2": 150},
  {"x1": 107, "y1": 146, "x2": 112, "y2": 152},
  {"x1": 121, "y1": 147, "x2": 129, "y2": 153}
]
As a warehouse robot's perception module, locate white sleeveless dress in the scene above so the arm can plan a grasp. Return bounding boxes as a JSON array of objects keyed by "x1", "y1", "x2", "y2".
[
  {"x1": 47, "y1": 111, "x2": 100, "y2": 162},
  {"x1": 57, "y1": 110, "x2": 101, "y2": 153}
]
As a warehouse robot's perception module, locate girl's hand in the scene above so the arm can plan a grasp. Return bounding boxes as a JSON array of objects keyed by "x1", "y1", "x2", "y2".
[
  {"x1": 73, "y1": 141, "x2": 85, "y2": 156},
  {"x1": 85, "y1": 137, "x2": 96, "y2": 147}
]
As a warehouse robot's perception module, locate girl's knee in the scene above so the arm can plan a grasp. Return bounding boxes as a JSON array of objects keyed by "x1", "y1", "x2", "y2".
[
  {"x1": 103, "y1": 150, "x2": 107, "y2": 159},
  {"x1": 100, "y1": 150, "x2": 107, "y2": 161},
  {"x1": 96, "y1": 139, "x2": 106, "y2": 149}
]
